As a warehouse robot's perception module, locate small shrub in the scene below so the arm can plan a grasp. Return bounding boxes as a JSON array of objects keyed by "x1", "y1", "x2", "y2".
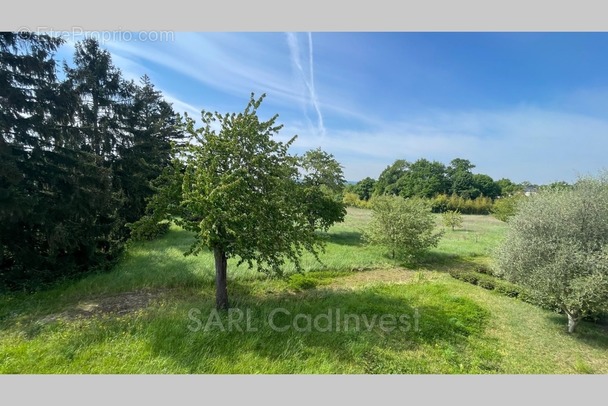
[
  {"x1": 477, "y1": 278, "x2": 496, "y2": 290},
  {"x1": 364, "y1": 195, "x2": 443, "y2": 262},
  {"x1": 459, "y1": 271, "x2": 479, "y2": 285},
  {"x1": 449, "y1": 269, "x2": 497, "y2": 291},
  {"x1": 475, "y1": 265, "x2": 493, "y2": 275},
  {"x1": 477, "y1": 276, "x2": 496, "y2": 290},
  {"x1": 494, "y1": 280, "x2": 521, "y2": 297}
]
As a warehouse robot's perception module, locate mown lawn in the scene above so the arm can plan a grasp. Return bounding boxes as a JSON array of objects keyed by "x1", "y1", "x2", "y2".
[{"x1": 0, "y1": 208, "x2": 606, "y2": 373}]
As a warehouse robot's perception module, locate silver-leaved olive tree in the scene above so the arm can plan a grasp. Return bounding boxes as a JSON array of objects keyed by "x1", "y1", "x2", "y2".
[
  {"x1": 495, "y1": 175, "x2": 608, "y2": 333},
  {"x1": 138, "y1": 94, "x2": 323, "y2": 309}
]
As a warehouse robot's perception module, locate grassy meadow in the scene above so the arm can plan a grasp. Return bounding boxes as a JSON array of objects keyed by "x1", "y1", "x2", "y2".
[{"x1": 1, "y1": 208, "x2": 607, "y2": 374}]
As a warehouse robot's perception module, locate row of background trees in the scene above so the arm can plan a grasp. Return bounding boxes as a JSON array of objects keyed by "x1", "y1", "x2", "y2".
[
  {"x1": 344, "y1": 157, "x2": 571, "y2": 215},
  {"x1": 347, "y1": 158, "x2": 531, "y2": 202}
]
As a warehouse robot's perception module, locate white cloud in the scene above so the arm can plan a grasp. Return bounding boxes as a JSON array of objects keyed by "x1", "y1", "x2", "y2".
[
  {"x1": 283, "y1": 105, "x2": 608, "y2": 184},
  {"x1": 57, "y1": 34, "x2": 608, "y2": 185}
]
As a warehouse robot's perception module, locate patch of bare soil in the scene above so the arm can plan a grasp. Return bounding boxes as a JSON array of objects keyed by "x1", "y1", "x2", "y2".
[{"x1": 38, "y1": 290, "x2": 168, "y2": 324}]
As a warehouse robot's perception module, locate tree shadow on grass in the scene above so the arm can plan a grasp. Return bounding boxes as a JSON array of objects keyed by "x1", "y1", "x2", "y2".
[
  {"x1": 545, "y1": 313, "x2": 608, "y2": 350},
  {"x1": 324, "y1": 231, "x2": 365, "y2": 247},
  {"x1": 139, "y1": 281, "x2": 496, "y2": 373},
  {"x1": 395, "y1": 251, "x2": 477, "y2": 273}
]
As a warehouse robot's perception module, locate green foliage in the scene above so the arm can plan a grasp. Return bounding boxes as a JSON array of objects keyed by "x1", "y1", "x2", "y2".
[
  {"x1": 114, "y1": 75, "x2": 183, "y2": 228},
  {"x1": 447, "y1": 158, "x2": 477, "y2": 198},
  {"x1": 495, "y1": 175, "x2": 608, "y2": 332},
  {"x1": 176, "y1": 94, "x2": 322, "y2": 270},
  {"x1": 0, "y1": 33, "x2": 122, "y2": 289},
  {"x1": 343, "y1": 192, "x2": 371, "y2": 209},
  {"x1": 353, "y1": 177, "x2": 376, "y2": 201},
  {"x1": 397, "y1": 159, "x2": 449, "y2": 199},
  {"x1": 442, "y1": 210, "x2": 463, "y2": 231},
  {"x1": 449, "y1": 270, "x2": 479, "y2": 285},
  {"x1": 127, "y1": 217, "x2": 170, "y2": 241},
  {"x1": 449, "y1": 269, "x2": 527, "y2": 298},
  {"x1": 373, "y1": 159, "x2": 408, "y2": 196},
  {"x1": 3, "y1": 209, "x2": 608, "y2": 373},
  {"x1": 496, "y1": 178, "x2": 523, "y2": 197},
  {"x1": 491, "y1": 195, "x2": 522, "y2": 222},
  {"x1": 477, "y1": 277, "x2": 496, "y2": 290},
  {"x1": 472, "y1": 174, "x2": 500, "y2": 199},
  {"x1": 364, "y1": 196, "x2": 443, "y2": 262},
  {"x1": 431, "y1": 194, "x2": 493, "y2": 215},
  {"x1": 298, "y1": 148, "x2": 347, "y2": 231},
  {"x1": 370, "y1": 157, "x2": 503, "y2": 206},
  {"x1": 541, "y1": 181, "x2": 572, "y2": 192}
]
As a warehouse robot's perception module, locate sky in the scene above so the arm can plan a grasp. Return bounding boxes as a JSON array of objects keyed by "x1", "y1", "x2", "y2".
[{"x1": 55, "y1": 32, "x2": 608, "y2": 184}]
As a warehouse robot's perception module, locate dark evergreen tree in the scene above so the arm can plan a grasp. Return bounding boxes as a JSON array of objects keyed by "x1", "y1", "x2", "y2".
[
  {"x1": 115, "y1": 75, "x2": 183, "y2": 227},
  {"x1": 0, "y1": 33, "x2": 115, "y2": 288},
  {"x1": 1, "y1": 34, "x2": 182, "y2": 289},
  {"x1": 1, "y1": 32, "x2": 62, "y2": 287}
]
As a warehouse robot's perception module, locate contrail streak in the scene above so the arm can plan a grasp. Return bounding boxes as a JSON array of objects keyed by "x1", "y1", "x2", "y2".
[
  {"x1": 308, "y1": 32, "x2": 325, "y2": 136},
  {"x1": 286, "y1": 32, "x2": 326, "y2": 137}
]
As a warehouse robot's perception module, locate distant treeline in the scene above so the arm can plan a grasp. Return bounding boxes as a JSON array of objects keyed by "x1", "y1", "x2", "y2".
[
  {"x1": 1, "y1": 33, "x2": 184, "y2": 289},
  {"x1": 344, "y1": 158, "x2": 571, "y2": 214}
]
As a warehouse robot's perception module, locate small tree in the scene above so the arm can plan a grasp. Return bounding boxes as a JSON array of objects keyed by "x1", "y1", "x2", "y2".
[
  {"x1": 495, "y1": 176, "x2": 608, "y2": 333},
  {"x1": 364, "y1": 196, "x2": 443, "y2": 262},
  {"x1": 491, "y1": 195, "x2": 522, "y2": 222},
  {"x1": 298, "y1": 148, "x2": 347, "y2": 231},
  {"x1": 442, "y1": 210, "x2": 463, "y2": 231},
  {"x1": 138, "y1": 94, "x2": 322, "y2": 309},
  {"x1": 353, "y1": 177, "x2": 376, "y2": 201}
]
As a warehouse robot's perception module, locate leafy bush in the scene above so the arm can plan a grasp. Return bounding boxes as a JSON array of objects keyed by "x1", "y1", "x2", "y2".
[{"x1": 364, "y1": 196, "x2": 443, "y2": 262}]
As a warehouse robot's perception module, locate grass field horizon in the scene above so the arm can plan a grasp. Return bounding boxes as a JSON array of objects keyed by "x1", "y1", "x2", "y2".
[{"x1": 1, "y1": 208, "x2": 607, "y2": 374}]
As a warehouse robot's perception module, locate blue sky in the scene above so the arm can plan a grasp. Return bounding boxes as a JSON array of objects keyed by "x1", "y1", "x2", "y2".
[{"x1": 56, "y1": 32, "x2": 608, "y2": 184}]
